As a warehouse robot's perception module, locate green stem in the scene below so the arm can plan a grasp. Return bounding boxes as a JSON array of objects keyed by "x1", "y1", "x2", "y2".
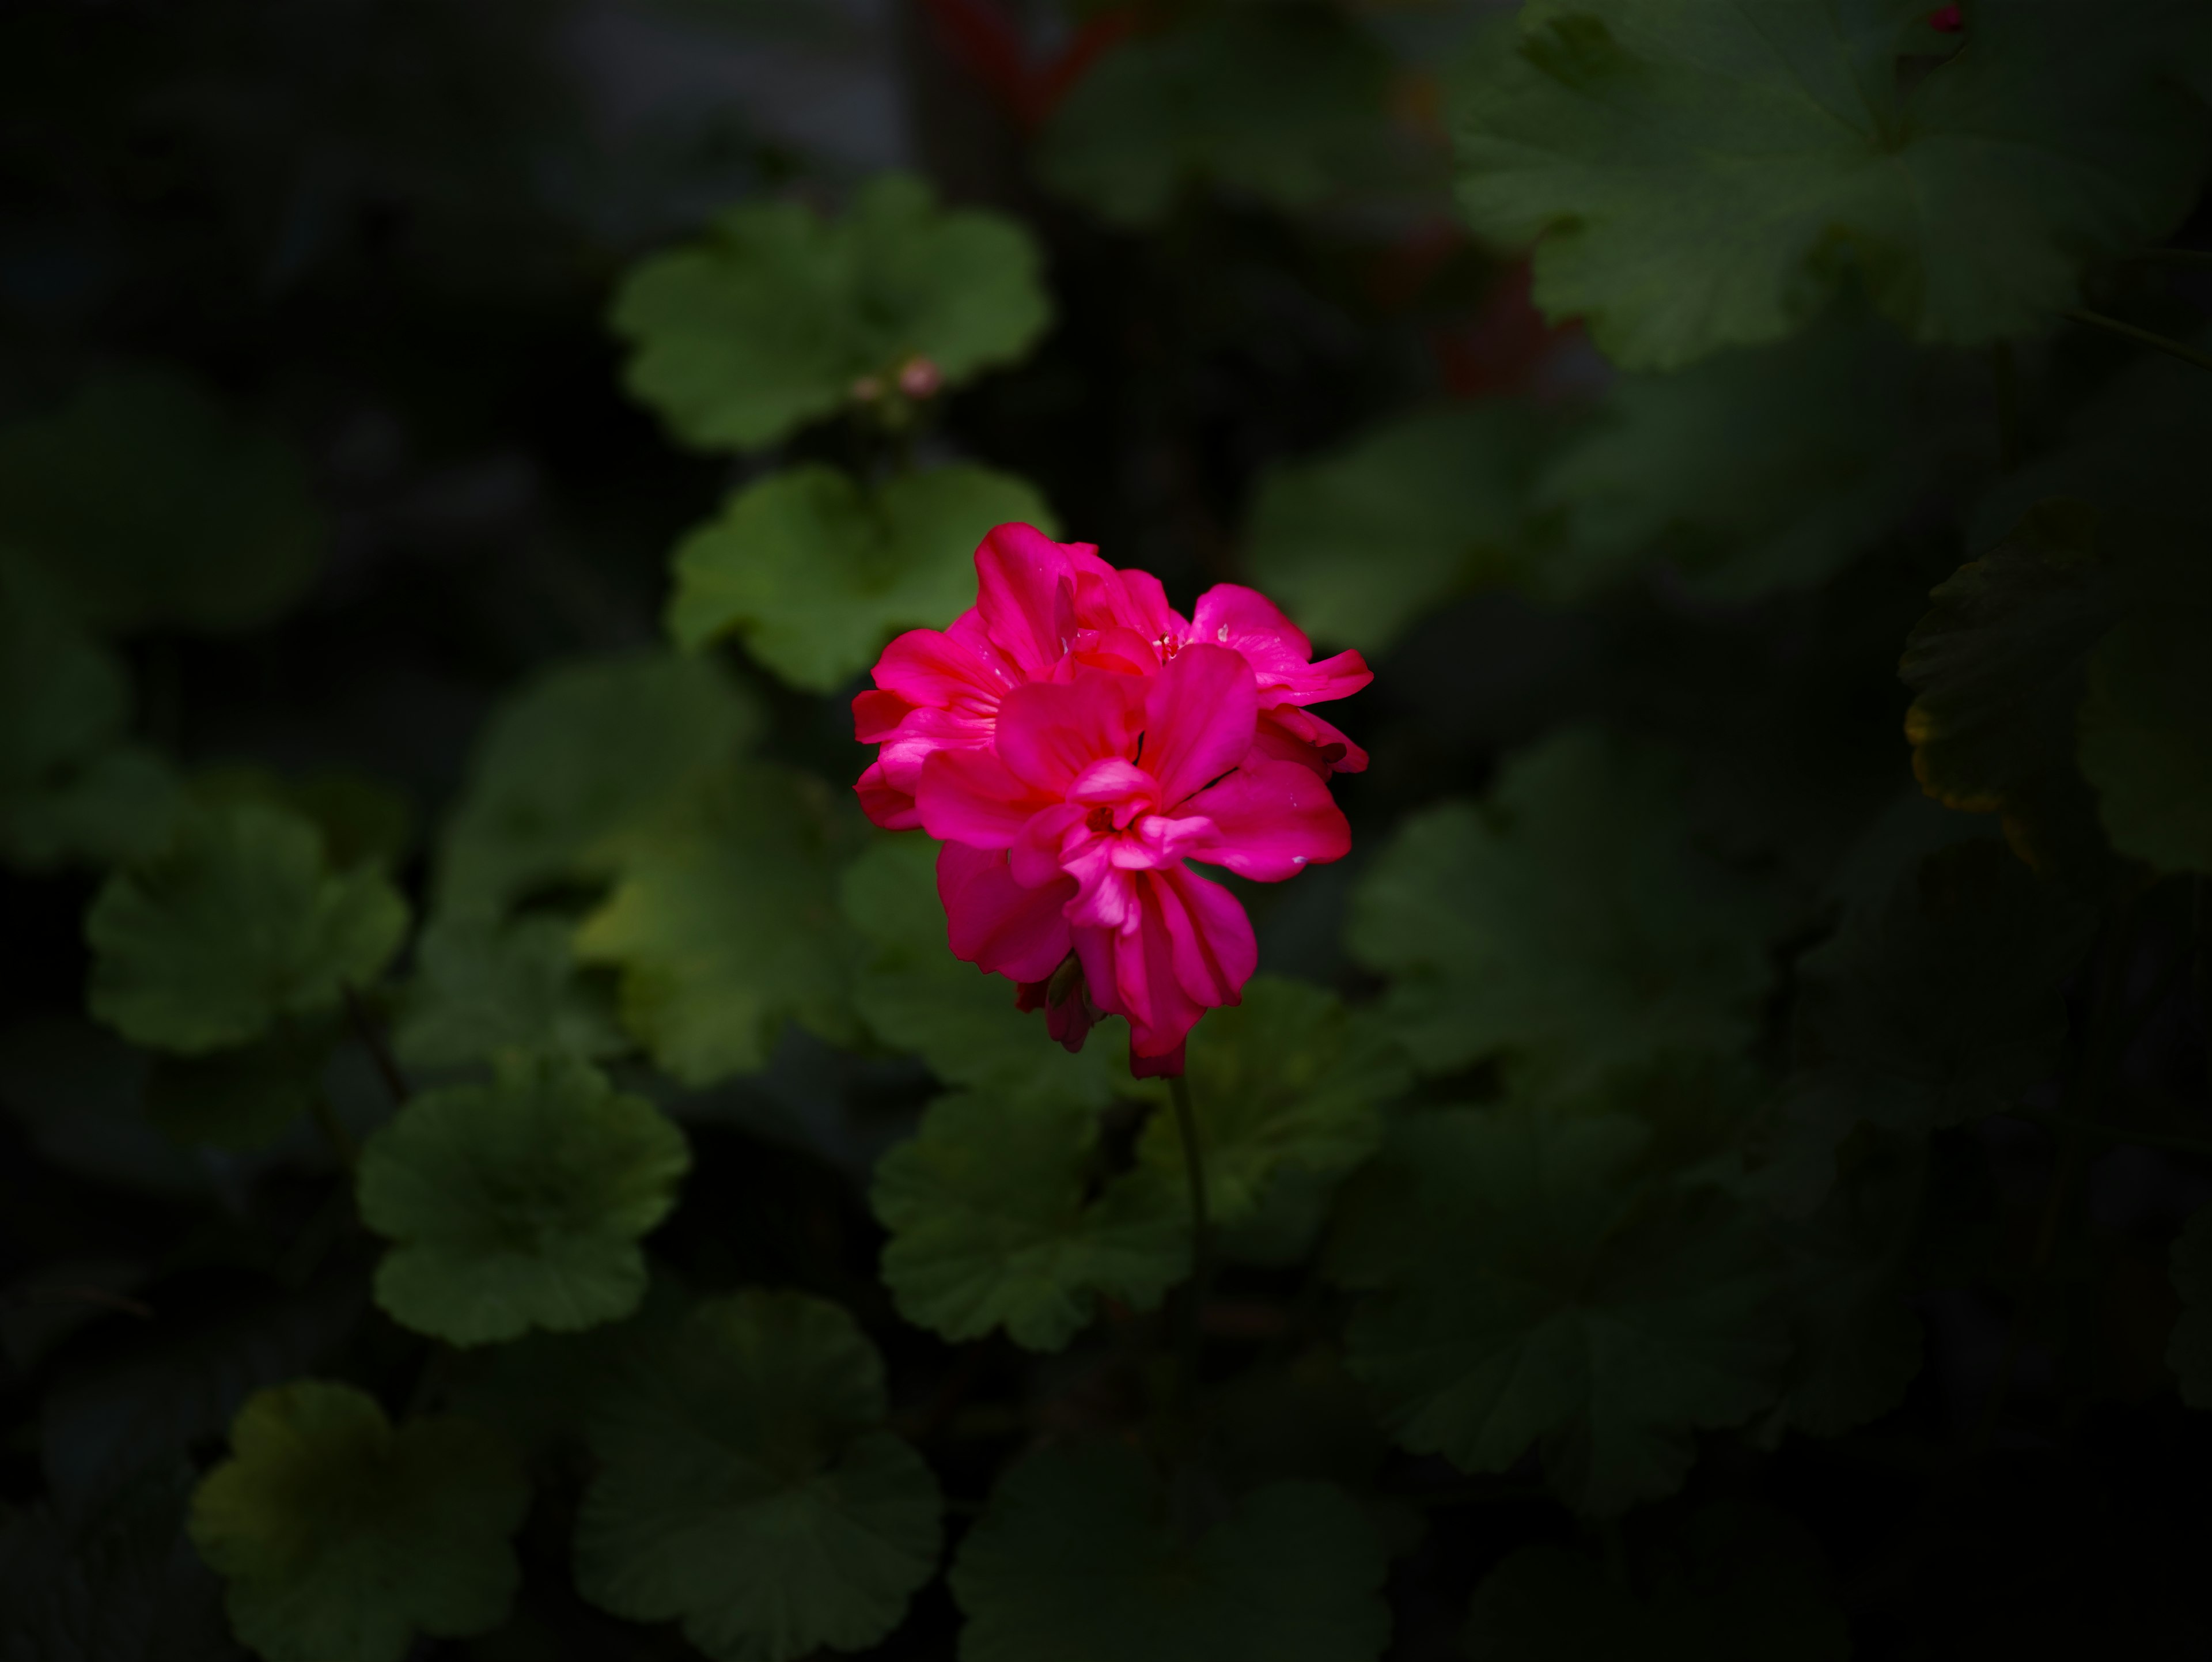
[
  {"x1": 2064, "y1": 309, "x2": 2212, "y2": 375},
  {"x1": 1166, "y1": 1071, "x2": 1214, "y2": 1399}
]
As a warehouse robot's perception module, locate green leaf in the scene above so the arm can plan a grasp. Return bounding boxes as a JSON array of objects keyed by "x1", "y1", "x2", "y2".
[
  {"x1": 1770, "y1": 839, "x2": 2095, "y2": 1213},
  {"x1": 1038, "y1": 7, "x2": 1399, "y2": 228},
  {"x1": 189, "y1": 764, "x2": 415, "y2": 873},
  {"x1": 2078, "y1": 542, "x2": 2212, "y2": 874},
  {"x1": 950, "y1": 1441, "x2": 1390, "y2": 1662},
  {"x1": 188, "y1": 1381, "x2": 528, "y2": 1662},
  {"x1": 574, "y1": 763, "x2": 855, "y2": 1084},
  {"x1": 393, "y1": 914, "x2": 627, "y2": 1071},
  {"x1": 573, "y1": 1290, "x2": 942, "y2": 1662},
  {"x1": 1900, "y1": 500, "x2": 2123, "y2": 869},
  {"x1": 1, "y1": 1468, "x2": 239, "y2": 1662},
  {"x1": 612, "y1": 172, "x2": 1050, "y2": 451},
  {"x1": 1346, "y1": 727, "x2": 1777, "y2": 1085},
  {"x1": 2168, "y1": 1205, "x2": 2212, "y2": 1407},
  {"x1": 358, "y1": 1055, "x2": 691, "y2": 1346},
  {"x1": 1242, "y1": 404, "x2": 1542, "y2": 654},
  {"x1": 1463, "y1": 1501, "x2": 1847, "y2": 1660},
  {"x1": 1339, "y1": 1107, "x2": 1785, "y2": 1515},
  {"x1": 86, "y1": 801, "x2": 410, "y2": 1055},
  {"x1": 433, "y1": 649, "x2": 761, "y2": 919},
  {"x1": 0, "y1": 368, "x2": 325, "y2": 634},
  {"x1": 1450, "y1": 1, "x2": 2212, "y2": 369},
  {"x1": 841, "y1": 834, "x2": 1136, "y2": 1110},
  {"x1": 1132, "y1": 977, "x2": 1403, "y2": 1234},
  {"x1": 667, "y1": 462, "x2": 1055, "y2": 694},
  {"x1": 143, "y1": 1021, "x2": 339, "y2": 1150},
  {"x1": 871, "y1": 1091, "x2": 1187, "y2": 1352},
  {"x1": 0, "y1": 556, "x2": 181, "y2": 871},
  {"x1": 1534, "y1": 316, "x2": 1951, "y2": 600}
]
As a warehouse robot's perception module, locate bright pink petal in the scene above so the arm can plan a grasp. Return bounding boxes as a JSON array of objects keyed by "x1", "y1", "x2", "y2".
[
  {"x1": 1290, "y1": 648, "x2": 1373, "y2": 706},
  {"x1": 974, "y1": 524, "x2": 1080, "y2": 675},
  {"x1": 916, "y1": 747, "x2": 1055, "y2": 850},
  {"x1": 1130, "y1": 1040, "x2": 1185, "y2": 1078},
  {"x1": 1141, "y1": 643, "x2": 1257, "y2": 808},
  {"x1": 995, "y1": 672, "x2": 1143, "y2": 794},
  {"x1": 1010, "y1": 802, "x2": 1091, "y2": 889},
  {"x1": 872, "y1": 706, "x2": 999, "y2": 798},
  {"x1": 871, "y1": 626, "x2": 1017, "y2": 714},
  {"x1": 938, "y1": 841, "x2": 1073, "y2": 983},
  {"x1": 853, "y1": 688, "x2": 915, "y2": 745},
  {"x1": 1191, "y1": 584, "x2": 1313, "y2": 682},
  {"x1": 1253, "y1": 705, "x2": 1368, "y2": 775},
  {"x1": 855, "y1": 762, "x2": 920, "y2": 831},
  {"x1": 1067, "y1": 758, "x2": 1154, "y2": 815},
  {"x1": 1157, "y1": 864, "x2": 1255, "y2": 1010},
  {"x1": 1071, "y1": 625, "x2": 1161, "y2": 677},
  {"x1": 1075, "y1": 565, "x2": 1185, "y2": 645},
  {"x1": 1185, "y1": 760, "x2": 1350, "y2": 880}
]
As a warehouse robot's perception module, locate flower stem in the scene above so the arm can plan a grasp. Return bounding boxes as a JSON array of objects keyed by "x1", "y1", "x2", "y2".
[
  {"x1": 2064, "y1": 308, "x2": 2212, "y2": 375},
  {"x1": 1166, "y1": 1071, "x2": 1214, "y2": 1399}
]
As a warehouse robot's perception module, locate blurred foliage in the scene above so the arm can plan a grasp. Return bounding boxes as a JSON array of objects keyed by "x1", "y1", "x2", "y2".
[{"x1": 5, "y1": 2, "x2": 2212, "y2": 1659}]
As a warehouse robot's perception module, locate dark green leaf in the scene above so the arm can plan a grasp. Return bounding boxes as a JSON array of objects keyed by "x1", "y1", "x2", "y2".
[
  {"x1": 0, "y1": 368, "x2": 325, "y2": 634},
  {"x1": 666, "y1": 462, "x2": 1055, "y2": 694},
  {"x1": 1243, "y1": 404, "x2": 1542, "y2": 653},
  {"x1": 1347, "y1": 728, "x2": 1777, "y2": 1085},
  {"x1": 573, "y1": 1290, "x2": 942, "y2": 1662},
  {"x1": 1463, "y1": 1501, "x2": 1847, "y2": 1660},
  {"x1": 1038, "y1": 7, "x2": 1399, "y2": 227},
  {"x1": 143, "y1": 1021, "x2": 339, "y2": 1150},
  {"x1": 1450, "y1": 0, "x2": 2212, "y2": 368},
  {"x1": 2078, "y1": 540, "x2": 2212, "y2": 874},
  {"x1": 872, "y1": 1090, "x2": 1187, "y2": 1351},
  {"x1": 949, "y1": 1441, "x2": 1391, "y2": 1662},
  {"x1": 358, "y1": 1055, "x2": 689, "y2": 1346},
  {"x1": 86, "y1": 801, "x2": 410, "y2": 1055},
  {"x1": 188, "y1": 1381, "x2": 528, "y2": 1662},
  {"x1": 393, "y1": 914, "x2": 627, "y2": 1071},
  {"x1": 188, "y1": 764, "x2": 414, "y2": 873},
  {"x1": 573, "y1": 763, "x2": 857, "y2": 1084},
  {"x1": 612, "y1": 172, "x2": 1050, "y2": 451}
]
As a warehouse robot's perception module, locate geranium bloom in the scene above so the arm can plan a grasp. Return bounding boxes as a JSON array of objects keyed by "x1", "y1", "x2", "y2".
[
  {"x1": 853, "y1": 524, "x2": 1370, "y2": 831},
  {"x1": 853, "y1": 524, "x2": 1363, "y2": 1076}
]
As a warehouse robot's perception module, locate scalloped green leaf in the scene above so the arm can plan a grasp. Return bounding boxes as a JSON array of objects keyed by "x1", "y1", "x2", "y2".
[
  {"x1": 2169, "y1": 1205, "x2": 2212, "y2": 1407},
  {"x1": 188, "y1": 765, "x2": 414, "y2": 873},
  {"x1": 433, "y1": 650, "x2": 761, "y2": 919},
  {"x1": 1899, "y1": 499, "x2": 2121, "y2": 868},
  {"x1": 1535, "y1": 315, "x2": 1949, "y2": 600},
  {"x1": 574, "y1": 1290, "x2": 942, "y2": 1662},
  {"x1": 1346, "y1": 727, "x2": 1777, "y2": 1085},
  {"x1": 358, "y1": 1055, "x2": 690, "y2": 1346},
  {"x1": 188, "y1": 1381, "x2": 528, "y2": 1662},
  {"x1": 394, "y1": 914, "x2": 627, "y2": 1071},
  {"x1": 86, "y1": 801, "x2": 410, "y2": 1055},
  {"x1": 1339, "y1": 1107, "x2": 1785, "y2": 1516},
  {"x1": 1038, "y1": 7, "x2": 1398, "y2": 228},
  {"x1": 872, "y1": 1090, "x2": 1187, "y2": 1352},
  {"x1": 0, "y1": 556, "x2": 180, "y2": 872},
  {"x1": 950, "y1": 1441, "x2": 1390, "y2": 1662},
  {"x1": 143, "y1": 1020, "x2": 338, "y2": 1150},
  {"x1": 573, "y1": 763, "x2": 855, "y2": 1084},
  {"x1": 1243, "y1": 404, "x2": 1541, "y2": 654},
  {"x1": 667, "y1": 462, "x2": 1055, "y2": 694},
  {"x1": 841, "y1": 834, "x2": 1136, "y2": 1110},
  {"x1": 0, "y1": 368, "x2": 325, "y2": 634},
  {"x1": 1768, "y1": 839, "x2": 2095, "y2": 1214},
  {"x1": 1464, "y1": 1501, "x2": 1847, "y2": 1660},
  {"x1": 1450, "y1": 1, "x2": 2212, "y2": 369},
  {"x1": 612, "y1": 172, "x2": 1050, "y2": 452},
  {"x1": 1132, "y1": 977, "x2": 1403, "y2": 1238}
]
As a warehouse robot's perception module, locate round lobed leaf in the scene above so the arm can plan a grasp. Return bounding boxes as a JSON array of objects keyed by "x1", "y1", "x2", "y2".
[
  {"x1": 86, "y1": 801, "x2": 410, "y2": 1055},
  {"x1": 187, "y1": 1380, "x2": 528, "y2": 1662},
  {"x1": 357, "y1": 1054, "x2": 691, "y2": 1346},
  {"x1": 573, "y1": 1290, "x2": 943, "y2": 1662},
  {"x1": 949, "y1": 1441, "x2": 1391, "y2": 1662},
  {"x1": 394, "y1": 913, "x2": 628, "y2": 1072},
  {"x1": 872, "y1": 1089, "x2": 1187, "y2": 1352},
  {"x1": 612, "y1": 173, "x2": 1050, "y2": 452},
  {"x1": 666, "y1": 463, "x2": 1056, "y2": 694}
]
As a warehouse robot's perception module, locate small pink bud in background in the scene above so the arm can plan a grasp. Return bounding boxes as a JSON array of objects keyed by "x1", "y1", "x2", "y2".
[
  {"x1": 851, "y1": 374, "x2": 884, "y2": 403},
  {"x1": 1929, "y1": 4, "x2": 1963, "y2": 31},
  {"x1": 897, "y1": 356, "x2": 943, "y2": 400}
]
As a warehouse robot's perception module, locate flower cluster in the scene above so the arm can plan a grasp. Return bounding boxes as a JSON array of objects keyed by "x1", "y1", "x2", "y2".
[{"x1": 854, "y1": 524, "x2": 1367, "y2": 1075}]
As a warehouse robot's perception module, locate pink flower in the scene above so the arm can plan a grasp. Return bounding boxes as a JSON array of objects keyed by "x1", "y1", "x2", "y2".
[
  {"x1": 853, "y1": 524, "x2": 1370, "y2": 832},
  {"x1": 914, "y1": 643, "x2": 1351, "y2": 1073}
]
